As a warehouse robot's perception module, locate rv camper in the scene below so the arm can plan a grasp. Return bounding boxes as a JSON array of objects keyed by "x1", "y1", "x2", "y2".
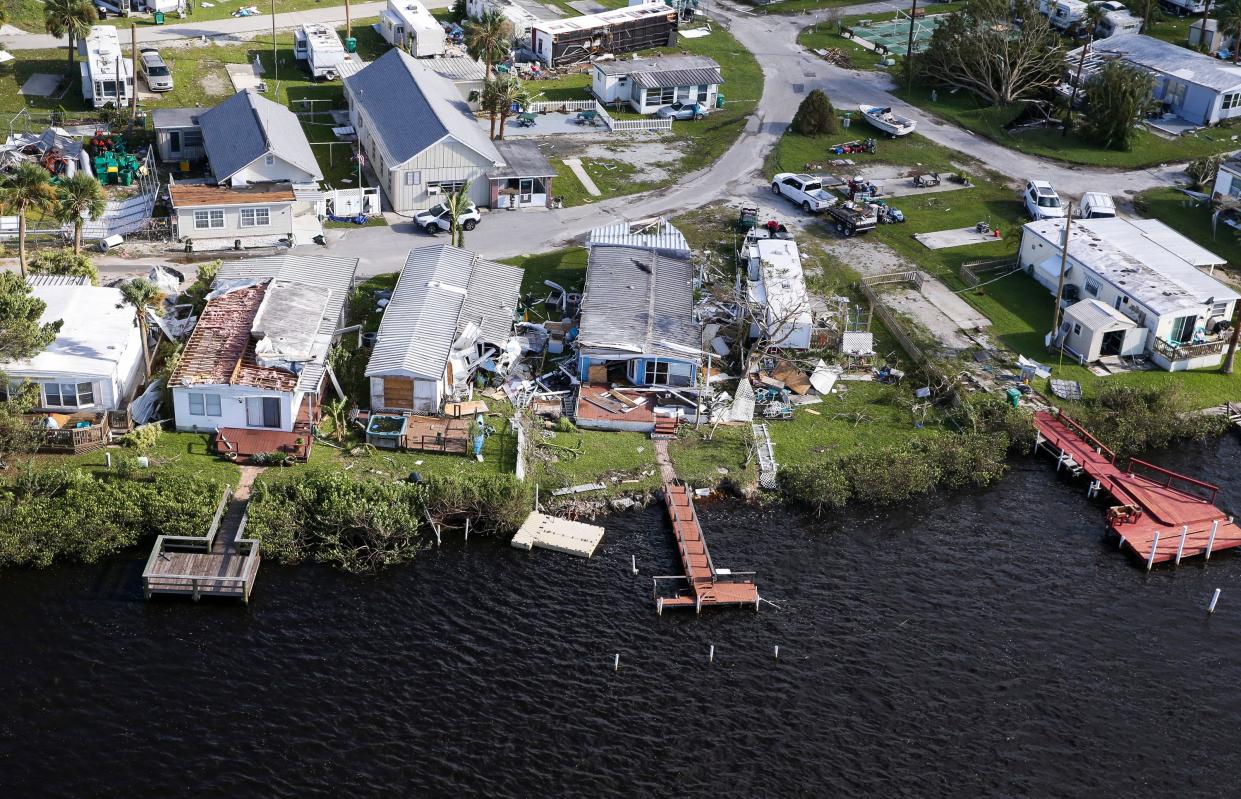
[
  {"x1": 294, "y1": 23, "x2": 349, "y2": 79},
  {"x1": 78, "y1": 26, "x2": 135, "y2": 109},
  {"x1": 379, "y1": 0, "x2": 447, "y2": 57}
]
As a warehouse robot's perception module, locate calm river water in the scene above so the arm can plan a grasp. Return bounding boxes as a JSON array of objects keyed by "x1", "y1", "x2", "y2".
[{"x1": 1, "y1": 437, "x2": 1240, "y2": 798}]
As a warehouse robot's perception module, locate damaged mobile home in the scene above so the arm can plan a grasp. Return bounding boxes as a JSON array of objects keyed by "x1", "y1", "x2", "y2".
[
  {"x1": 366, "y1": 245, "x2": 524, "y2": 414},
  {"x1": 530, "y1": 1, "x2": 679, "y2": 67}
]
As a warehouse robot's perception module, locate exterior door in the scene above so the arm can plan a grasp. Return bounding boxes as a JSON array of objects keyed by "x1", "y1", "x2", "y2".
[
  {"x1": 519, "y1": 178, "x2": 534, "y2": 205},
  {"x1": 245, "y1": 396, "x2": 281, "y2": 428},
  {"x1": 169, "y1": 130, "x2": 181, "y2": 156},
  {"x1": 1170, "y1": 315, "x2": 1196, "y2": 344}
]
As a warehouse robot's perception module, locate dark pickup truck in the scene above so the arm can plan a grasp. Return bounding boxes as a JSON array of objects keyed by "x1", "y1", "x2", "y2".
[{"x1": 825, "y1": 202, "x2": 877, "y2": 236}]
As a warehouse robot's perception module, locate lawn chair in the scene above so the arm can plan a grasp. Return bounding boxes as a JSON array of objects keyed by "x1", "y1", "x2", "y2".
[
  {"x1": 515, "y1": 112, "x2": 537, "y2": 128},
  {"x1": 574, "y1": 109, "x2": 599, "y2": 127}
]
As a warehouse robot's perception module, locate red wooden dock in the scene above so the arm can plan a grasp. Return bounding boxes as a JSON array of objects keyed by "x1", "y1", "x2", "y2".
[
  {"x1": 1033, "y1": 410, "x2": 1241, "y2": 568},
  {"x1": 653, "y1": 483, "x2": 760, "y2": 613}
]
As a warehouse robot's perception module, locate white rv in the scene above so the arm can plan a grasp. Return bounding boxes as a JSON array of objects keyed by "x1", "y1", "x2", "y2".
[
  {"x1": 294, "y1": 23, "x2": 348, "y2": 79},
  {"x1": 745, "y1": 228, "x2": 814, "y2": 350},
  {"x1": 1049, "y1": 0, "x2": 1087, "y2": 30},
  {"x1": 78, "y1": 26, "x2": 135, "y2": 109},
  {"x1": 465, "y1": 0, "x2": 539, "y2": 40},
  {"x1": 1097, "y1": 8, "x2": 1142, "y2": 37},
  {"x1": 1161, "y1": 0, "x2": 1210, "y2": 16},
  {"x1": 379, "y1": 0, "x2": 447, "y2": 57}
]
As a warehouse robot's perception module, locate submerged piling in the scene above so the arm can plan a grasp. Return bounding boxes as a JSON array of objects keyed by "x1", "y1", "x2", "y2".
[{"x1": 1209, "y1": 589, "x2": 1222, "y2": 615}]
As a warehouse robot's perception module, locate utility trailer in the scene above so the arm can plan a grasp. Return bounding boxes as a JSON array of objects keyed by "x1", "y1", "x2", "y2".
[
  {"x1": 295, "y1": 23, "x2": 348, "y2": 79},
  {"x1": 825, "y1": 202, "x2": 877, "y2": 236}
]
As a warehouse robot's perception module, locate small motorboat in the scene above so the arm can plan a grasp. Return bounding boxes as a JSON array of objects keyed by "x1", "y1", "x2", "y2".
[{"x1": 860, "y1": 105, "x2": 917, "y2": 137}]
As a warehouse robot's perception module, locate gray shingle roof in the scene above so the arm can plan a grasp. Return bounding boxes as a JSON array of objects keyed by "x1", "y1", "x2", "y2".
[
  {"x1": 345, "y1": 48, "x2": 502, "y2": 167},
  {"x1": 365, "y1": 245, "x2": 524, "y2": 381},
  {"x1": 214, "y1": 253, "x2": 359, "y2": 392},
  {"x1": 490, "y1": 139, "x2": 556, "y2": 179},
  {"x1": 151, "y1": 107, "x2": 202, "y2": 129},
  {"x1": 578, "y1": 245, "x2": 701, "y2": 360},
  {"x1": 596, "y1": 55, "x2": 723, "y2": 89},
  {"x1": 197, "y1": 89, "x2": 323, "y2": 184}
]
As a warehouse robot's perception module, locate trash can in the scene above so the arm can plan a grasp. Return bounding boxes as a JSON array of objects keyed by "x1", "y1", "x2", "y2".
[
  {"x1": 153, "y1": 10, "x2": 165, "y2": 23},
  {"x1": 715, "y1": 93, "x2": 725, "y2": 109},
  {"x1": 1005, "y1": 387, "x2": 1022, "y2": 409},
  {"x1": 344, "y1": 36, "x2": 357, "y2": 53}
]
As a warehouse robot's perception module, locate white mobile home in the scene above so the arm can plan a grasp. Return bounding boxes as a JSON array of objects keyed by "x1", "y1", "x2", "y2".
[
  {"x1": 379, "y1": 0, "x2": 447, "y2": 57},
  {"x1": 592, "y1": 55, "x2": 723, "y2": 113},
  {"x1": 78, "y1": 26, "x2": 135, "y2": 109},
  {"x1": 0, "y1": 280, "x2": 146, "y2": 413},
  {"x1": 1073, "y1": 34, "x2": 1241, "y2": 126},
  {"x1": 345, "y1": 48, "x2": 503, "y2": 211},
  {"x1": 366, "y1": 245, "x2": 523, "y2": 413},
  {"x1": 1019, "y1": 217, "x2": 1240, "y2": 371},
  {"x1": 745, "y1": 229, "x2": 814, "y2": 350}
]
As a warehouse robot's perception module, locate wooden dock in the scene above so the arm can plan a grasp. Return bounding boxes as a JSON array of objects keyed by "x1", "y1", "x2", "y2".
[
  {"x1": 1033, "y1": 410, "x2": 1241, "y2": 568},
  {"x1": 510, "y1": 511, "x2": 605, "y2": 558},
  {"x1": 142, "y1": 483, "x2": 261, "y2": 602},
  {"x1": 653, "y1": 483, "x2": 760, "y2": 613}
]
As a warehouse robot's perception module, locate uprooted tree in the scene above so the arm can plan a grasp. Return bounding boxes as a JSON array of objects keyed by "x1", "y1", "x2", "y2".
[
  {"x1": 917, "y1": 0, "x2": 1064, "y2": 105},
  {"x1": 1076, "y1": 61, "x2": 1156, "y2": 150}
]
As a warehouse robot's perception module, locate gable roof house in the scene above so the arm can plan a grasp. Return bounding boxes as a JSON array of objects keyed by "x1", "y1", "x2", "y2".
[
  {"x1": 169, "y1": 254, "x2": 359, "y2": 459},
  {"x1": 592, "y1": 55, "x2": 723, "y2": 114},
  {"x1": 1018, "y1": 216, "x2": 1239, "y2": 371},
  {"x1": 167, "y1": 89, "x2": 325, "y2": 249},
  {"x1": 1069, "y1": 34, "x2": 1241, "y2": 126},
  {"x1": 366, "y1": 245, "x2": 524, "y2": 414},
  {"x1": 345, "y1": 48, "x2": 504, "y2": 213}
]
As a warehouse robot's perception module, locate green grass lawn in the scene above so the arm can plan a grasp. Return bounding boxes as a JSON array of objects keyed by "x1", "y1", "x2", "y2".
[
  {"x1": 797, "y1": 4, "x2": 964, "y2": 72},
  {"x1": 526, "y1": 427, "x2": 662, "y2": 496},
  {"x1": 895, "y1": 86, "x2": 1241, "y2": 169},
  {"x1": 2, "y1": 0, "x2": 365, "y2": 32},
  {"x1": 746, "y1": 0, "x2": 887, "y2": 14},
  {"x1": 765, "y1": 128, "x2": 966, "y2": 177},
  {"x1": 20, "y1": 431, "x2": 241, "y2": 484}
]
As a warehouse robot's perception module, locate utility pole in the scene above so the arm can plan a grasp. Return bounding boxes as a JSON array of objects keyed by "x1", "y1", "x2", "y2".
[
  {"x1": 1221, "y1": 301, "x2": 1240, "y2": 374},
  {"x1": 271, "y1": 0, "x2": 277, "y2": 82},
  {"x1": 346, "y1": 0, "x2": 352, "y2": 40},
  {"x1": 1050, "y1": 204, "x2": 1074, "y2": 347},
  {"x1": 905, "y1": 0, "x2": 918, "y2": 94},
  {"x1": 128, "y1": 23, "x2": 138, "y2": 136}
]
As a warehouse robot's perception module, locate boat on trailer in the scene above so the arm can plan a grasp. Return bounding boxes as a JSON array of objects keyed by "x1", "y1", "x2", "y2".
[{"x1": 860, "y1": 105, "x2": 917, "y2": 136}]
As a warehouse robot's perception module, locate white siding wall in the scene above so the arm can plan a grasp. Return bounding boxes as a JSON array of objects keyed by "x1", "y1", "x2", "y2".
[
  {"x1": 390, "y1": 138, "x2": 495, "y2": 212},
  {"x1": 368, "y1": 374, "x2": 444, "y2": 413},
  {"x1": 174, "y1": 202, "x2": 295, "y2": 240},
  {"x1": 227, "y1": 154, "x2": 319, "y2": 187},
  {"x1": 172, "y1": 383, "x2": 298, "y2": 432}
]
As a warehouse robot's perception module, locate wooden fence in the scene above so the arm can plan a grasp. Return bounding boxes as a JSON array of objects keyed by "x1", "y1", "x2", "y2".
[{"x1": 960, "y1": 257, "x2": 1018, "y2": 288}]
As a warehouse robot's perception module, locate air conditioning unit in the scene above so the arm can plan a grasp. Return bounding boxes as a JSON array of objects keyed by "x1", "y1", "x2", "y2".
[{"x1": 427, "y1": 185, "x2": 440, "y2": 195}]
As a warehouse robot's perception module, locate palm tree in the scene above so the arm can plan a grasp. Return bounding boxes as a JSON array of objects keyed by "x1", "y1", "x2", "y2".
[
  {"x1": 481, "y1": 77, "x2": 503, "y2": 140},
  {"x1": 0, "y1": 163, "x2": 58, "y2": 278},
  {"x1": 495, "y1": 75, "x2": 541, "y2": 140},
  {"x1": 1219, "y1": 0, "x2": 1241, "y2": 62},
  {"x1": 464, "y1": 9, "x2": 513, "y2": 76},
  {"x1": 1221, "y1": 301, "x2": 1240, "y2": 374},
  {"x1": 443, "y1": 183, "x2": 473, "y2": 248},
  {"x1": 120, "y1": 278, "x2": 162, "y2": 374},
  {"x1": 44, "y1": 0, "x2": 98, "y2": 70},
  {"x1": 55, "y1": 173, "x2": 106, "y2": 255},
  {"x1": 1065, "y1": 3, "x2": 1108, "y2": 136}
]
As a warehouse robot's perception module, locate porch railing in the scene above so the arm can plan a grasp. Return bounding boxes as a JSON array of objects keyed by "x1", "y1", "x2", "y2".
[{"x1": 1151, "y1": 337, "x2": 1226, "y2": 363}]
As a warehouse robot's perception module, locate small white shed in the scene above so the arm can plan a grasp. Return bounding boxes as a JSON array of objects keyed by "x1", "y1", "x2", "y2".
[{"x1": 1060, "y1": 299, "x2": 1148, "y2": 363}]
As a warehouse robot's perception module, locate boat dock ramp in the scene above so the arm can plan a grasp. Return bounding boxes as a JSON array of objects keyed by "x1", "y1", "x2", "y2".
[
  {"x1": 1033, "y1": 410, "x2": 1241, "y2": 568},
  {"x1": 653, "y1": 482, "x2": 760, "y2": 613}
]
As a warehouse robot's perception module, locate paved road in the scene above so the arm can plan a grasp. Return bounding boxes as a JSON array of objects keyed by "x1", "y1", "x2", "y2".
[{"x1": 12, "y1": 0, "x2": 1200, "y2": 278}]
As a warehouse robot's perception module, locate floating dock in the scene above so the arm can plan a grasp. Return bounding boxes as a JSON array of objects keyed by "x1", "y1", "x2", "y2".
[
  {"x1": 511, "y1": 511, "x2": 605, "y2": 558},
  {"x1": 653, "y1": 483, "x2": 760, "y2": 613},
  {"x1": 1033, "y1": 410, "x2": 1241, "y2": 568}
]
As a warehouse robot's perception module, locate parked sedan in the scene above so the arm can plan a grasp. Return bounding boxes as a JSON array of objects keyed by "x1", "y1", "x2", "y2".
[
  {"x1": 656, "y1": 101, "x2": 706, "y2": 121},
  {"x1": 139, "y1": 48, "x2": 173, "y2": 92},
  {"x1": 414, "y1": 201, "x2": 480, "y2": 235}
]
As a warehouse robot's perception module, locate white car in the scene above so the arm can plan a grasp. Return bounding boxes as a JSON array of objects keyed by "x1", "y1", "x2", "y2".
[
  {"x1": 139, "y1": 48, "x2": 173, "y2": 92},
  {"x1": 1023, "y1": 180, "x2": 1067, "y2": 220},
  {"x1": 771, "y1": 173, "x2": 838, "y2": 213},
  {"x1": 415, "y1": 201, "x2": 480, "y2": 235}
]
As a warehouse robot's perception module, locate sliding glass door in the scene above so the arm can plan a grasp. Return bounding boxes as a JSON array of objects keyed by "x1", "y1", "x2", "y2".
[{"x1": 245, "y1": 397, "x2": 281, "y2": 428}]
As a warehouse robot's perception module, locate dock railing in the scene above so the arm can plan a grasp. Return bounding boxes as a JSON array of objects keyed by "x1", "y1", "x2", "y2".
[
  {"x1": 141, "y1": 486, "x2": 262, "y2": 603},
  {"x1": 1126, "y1": 458, "x2": 1219, "y2": 504},
  {"x1": 1052, "y1": 410, "x2": 1117, "y2": 464}
]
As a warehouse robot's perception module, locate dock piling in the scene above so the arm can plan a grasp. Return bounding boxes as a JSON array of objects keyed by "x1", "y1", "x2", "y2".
[
  {"x1": 1146, "y1": 530, "x2": 1161, "y2": 571},
  {"x1": 631, "y1": 555, "x2": 637, "y2": 575},
  {"x1": 1207, "y1": 520, "x2": 1220, "y2": 559},
  {"x1": 1175, "y1": 525, "x2": 1188, "y2": 565},
  {"x1": 1208, "y1": 589, "x2": 1222, "y2": 614},
  {"x1": 464, "y1": 518, "x2": 469, "y2": 542},
  {"x1": 773, "y1": 645, "x2": 779, "y2": 660},
  {"x1": 614, "y1": 653, "x2": 620, "y2": 671},
  {"x1": 708, "y1": 644, "x2": 714, "y2": 664},
  {"x1": 105, "y1": 452, "x2": 112, "y2": 468},
  {"x1": 657, "y1": 597, "x2": 664, "y2": 616}
]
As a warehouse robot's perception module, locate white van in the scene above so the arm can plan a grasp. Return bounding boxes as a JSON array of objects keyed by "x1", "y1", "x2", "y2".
[{"x1": 1080, "y1": 192, "x2": 1117, "y2": 219}]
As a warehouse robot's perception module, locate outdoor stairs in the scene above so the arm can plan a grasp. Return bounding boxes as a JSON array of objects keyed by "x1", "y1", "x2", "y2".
[
  {"x1": 651, "y1": 416, "x2": 679, "y2": 440},
  {"x1": 752, "y1": 422, "x2": 778, "y2": 490}
]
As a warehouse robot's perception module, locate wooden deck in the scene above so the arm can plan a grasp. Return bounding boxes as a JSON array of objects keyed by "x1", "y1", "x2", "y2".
[
  {"x1": 31, "y1": 408, "x2": 132, "y2": 454},
  {"x1": 1033, "y1": 410, "x2": 1241, "y2": 568},
  {"x1": 143, "y1": 484, "x2": 261, "y2": 603},
  {"x1": 403, "y1": 415, "x2": 469, "y2": 453},
  {"x1": 215, "y1": 427, "x2": 311, "y2": 461},
  {"x1": 653, "y1": 483, "x2": 760, "y2": 613}
]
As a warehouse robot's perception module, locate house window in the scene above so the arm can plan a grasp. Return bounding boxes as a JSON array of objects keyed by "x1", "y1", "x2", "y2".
[
  {"x1": 1210, "y1": 301, "x2": 1228, "y2": 317},
  {"x1": 652, "y1": 86, "x2": 676, "y2": 106},
  {"x1": 1224, "y1": 93, "x2": 1241, "y2": 111},
  {"x1": 187, "y1": 392, "x2": 222, "y2": 417},
  {"x1": 239, "y1": 207, "x2": 270, "y2": 228},
  {"x1": 645, "y1": 360, "x2": 669, "y2": 384},
  {"x1": 404, "y1": 171, "x2": 421, "y2": 186},
  {"x1": 429, "y1": 180, "x2": 467, "y2": 195},
  {"x1": 183, "y1": 129, "x2": 203, "y2": 147},
  {"x1": 44, "y1": 381, "x2": 94, "y2": 408},
  {"x1": 0, "y1": 381, "x2": 27, "y2": 403},
  {"x1": 264, "y1": 154, "x2": 276, "y2": 165},
  {"x1": 698, "y1": 84, "x2": 710, "y2": 102},
  {"x1": 1084, "y1": 278, "x2": 1100, "y2": 297},
  {"x1": 194, "y1": 209, "x2": 225, "y2": 229},
  {"x1": 1072, "y1": 323, "x2": 1082, "y2": 336}
]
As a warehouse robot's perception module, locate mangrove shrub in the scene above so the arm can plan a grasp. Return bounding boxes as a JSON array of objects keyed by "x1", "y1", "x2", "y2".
[{"x1": 1077, "y1": 384, "x2": 1227, "y2": 456}]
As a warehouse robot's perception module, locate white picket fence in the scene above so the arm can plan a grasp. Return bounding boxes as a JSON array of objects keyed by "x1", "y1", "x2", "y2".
[
  {"x1": 527, "y1": 99, "x2": 596, "y2": 113},
  {"x1": 595, "y1": 103, "x2": 673, "y2": 133}
]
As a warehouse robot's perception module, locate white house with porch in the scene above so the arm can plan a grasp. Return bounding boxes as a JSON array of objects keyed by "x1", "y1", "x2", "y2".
[
  {"x1": 592, "y1": 55, "x2": 722, "y2": 114},
  {"x1": 1019, "y1": 217, "x2": 1239, "y2": 371}
]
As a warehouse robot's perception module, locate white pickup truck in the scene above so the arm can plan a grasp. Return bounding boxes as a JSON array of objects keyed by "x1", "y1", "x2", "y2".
[{"x1": 771, "y1": 173, "x2": 838, "y2": 213}]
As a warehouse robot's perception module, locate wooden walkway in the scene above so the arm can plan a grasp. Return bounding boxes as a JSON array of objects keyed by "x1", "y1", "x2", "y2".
[
  {"x1": 1033, "y1": 410, "x2": 1241, "y2": 568},
  {"x1": 143, "y1": 473, "x2": 262, "y2": 602},
  {"x1": 653, "y1": 483, "x2": 760, "y2": 613}
]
